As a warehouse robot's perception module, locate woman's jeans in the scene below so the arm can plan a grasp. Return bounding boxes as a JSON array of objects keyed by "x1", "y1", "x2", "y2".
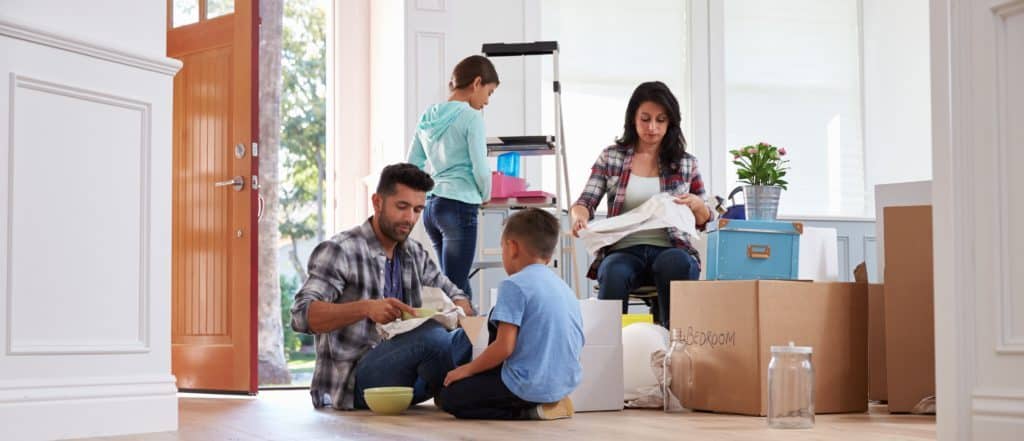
[
  {"x1": 597, "y1": 244, "x2": 700, "y2": 329},
  {"x1": 423, "y1": 196, "x2": 479, "y2": 300}
]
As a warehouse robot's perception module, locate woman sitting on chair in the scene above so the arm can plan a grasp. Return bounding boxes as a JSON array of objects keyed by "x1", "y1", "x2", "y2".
[{"x1": 569, "y1": 81, "x2": 713, "y2": 329}]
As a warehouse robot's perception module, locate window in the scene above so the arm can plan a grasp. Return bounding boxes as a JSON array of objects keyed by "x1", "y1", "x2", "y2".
[
  {"x1": 207, "y1": 0, "x2": 234, "y2": 19},
  {"x1": 722, "y1": 0, "x2": 866, "y2": 217},
  {"x1": 540, "y1": 0, "x2": 691, "y2": 212},
  {"x1": 172, "y1": 0, "x2": 200, "y2": 27}
]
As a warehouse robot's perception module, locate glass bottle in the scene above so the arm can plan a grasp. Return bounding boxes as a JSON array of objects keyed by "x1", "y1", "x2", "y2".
[
  {"x1": 663, "y1": 328, "x2": 693, "y2": 413},
  {"x1": 767, "y1": 341, "x2": 815, "y2": 429}
]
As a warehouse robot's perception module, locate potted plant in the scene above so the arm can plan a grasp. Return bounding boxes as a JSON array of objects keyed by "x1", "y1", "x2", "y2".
[{"x1": 730, "y1": 142, "x2": 789, "y2": 220}]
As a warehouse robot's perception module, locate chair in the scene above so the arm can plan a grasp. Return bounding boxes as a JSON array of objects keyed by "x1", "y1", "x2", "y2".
[
  {"x1": 628, "y1": 286, "x2": 661, "y2": 324},
  {"x1": 593, "y1": 285, "x2": 662, "y2": 324}
]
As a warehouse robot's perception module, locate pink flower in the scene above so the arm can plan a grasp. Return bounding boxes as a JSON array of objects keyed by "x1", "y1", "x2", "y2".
[
  {"x1": 734, "y1": 154, "x2": 740, "y2": 160},
  {"x1": 745, "y1": 147, "x2": 756, "y2": 155},
  {"x1": 778, "y1": 148, "x2": 787, "y2": 156}
]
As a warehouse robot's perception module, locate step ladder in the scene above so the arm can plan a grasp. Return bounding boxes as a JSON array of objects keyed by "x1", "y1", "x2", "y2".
[{"x1": 480, "y1": 40, "x2": 582, "y2": 298}]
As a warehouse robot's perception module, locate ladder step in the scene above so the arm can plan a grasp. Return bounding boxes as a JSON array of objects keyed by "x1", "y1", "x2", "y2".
[
  {"x1": 481, "y1": 41, "x2": 558, "y2": 57},
  {"x1": 487, "y1": 136, "x2": 555, "y2": 156}
]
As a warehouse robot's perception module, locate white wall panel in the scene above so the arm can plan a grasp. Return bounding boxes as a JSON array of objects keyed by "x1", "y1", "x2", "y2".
[
  {"x1": 934, "y1": 0, "x2": 1024, "y2": 439},
  {"x1": 0, "y1": 4, "x2": 178, "y2": 438},
  {"x1": 995, "y1": 2, "x2": 1024, "y2": 352},
  {"x1": 7, "y1": 75, "x2": 150, "y2": 355}
]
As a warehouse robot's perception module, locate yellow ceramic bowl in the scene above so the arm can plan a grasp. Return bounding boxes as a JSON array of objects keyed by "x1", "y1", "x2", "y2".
[
  {"x1": 401, "y1": 307, "x2": 437, "y2": 321},
  {"x1": 363, "y1": 387, "x2": 414, "y2": 415}
]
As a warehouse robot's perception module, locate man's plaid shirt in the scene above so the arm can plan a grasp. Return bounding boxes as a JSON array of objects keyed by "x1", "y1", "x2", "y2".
[
  {"x1": 574, "y1": 144, "x2": 714, "y2": 279},
  {"x1": 290, "y1": 218, "x2": 466, "y2": 410}
]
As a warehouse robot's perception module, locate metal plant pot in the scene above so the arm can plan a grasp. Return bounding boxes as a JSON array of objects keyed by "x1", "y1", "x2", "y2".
[{"x1": 744, "y1": 185, "x2": 782, "y2": 220}]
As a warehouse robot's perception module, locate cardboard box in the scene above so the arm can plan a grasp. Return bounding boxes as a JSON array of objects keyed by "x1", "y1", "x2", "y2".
[
  {"x1": 670, "y1": 280, "x2": 868, "y2": 416},
  {"x1": 882, "y1": 205, "x2": 935, "y2": 412},
  {"x1": 868, "y1": 284, "x2": 888, "y2": 402},
  {"x1": 854, "y1": 263, "x2": 887, "y2": 402},
  {"x1": 874, "y1": 180, "x2": 931, "y2": 282}
]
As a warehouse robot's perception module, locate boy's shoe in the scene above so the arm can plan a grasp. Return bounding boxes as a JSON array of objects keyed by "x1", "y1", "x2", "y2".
[{"x1": 531, "y1": 397, "x2": 575, "y2": 420}]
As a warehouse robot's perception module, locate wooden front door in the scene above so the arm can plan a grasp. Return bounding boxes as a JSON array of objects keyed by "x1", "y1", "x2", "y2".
[{"x1": 167, "y1": 0, "x2": 258, "y2": 393}]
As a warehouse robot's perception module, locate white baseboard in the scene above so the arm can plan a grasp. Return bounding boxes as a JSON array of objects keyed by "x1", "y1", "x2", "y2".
[
  {"x1": 972, "y1": 390, "x2": 1024, "y2": 441},
  {"x1": 0, "y1": 375, "x2": 178, "y2": 440}
]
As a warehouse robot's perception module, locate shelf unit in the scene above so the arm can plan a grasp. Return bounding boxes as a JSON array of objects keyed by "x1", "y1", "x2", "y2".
[{"x1": 473, "y1": 40, "x2": 582, "y2": 299}]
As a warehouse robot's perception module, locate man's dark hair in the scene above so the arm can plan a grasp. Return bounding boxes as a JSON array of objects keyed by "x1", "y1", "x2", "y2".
[
  {"x1": 376, "y1": 163, "x2": 434, "y2": 196},
  {"x1": 502, "y1": 208, "x2": 560, "y2": 259}
]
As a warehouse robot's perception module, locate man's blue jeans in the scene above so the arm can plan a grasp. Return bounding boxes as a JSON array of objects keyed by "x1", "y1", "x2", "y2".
[
  {"x1": 353, "y1": 321, "x2": 473, "y2": 409},
  {"x1": 597, "y1": 244, "x2": 700, "y2": 329},
  {"x1": 422, "y1": 196, "x2": 479, "y2": 300}
]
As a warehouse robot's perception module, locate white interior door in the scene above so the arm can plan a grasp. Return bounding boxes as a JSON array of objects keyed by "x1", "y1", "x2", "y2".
[{"x1": 932, "y1": 0, "x2": 1024, "y2": 440}]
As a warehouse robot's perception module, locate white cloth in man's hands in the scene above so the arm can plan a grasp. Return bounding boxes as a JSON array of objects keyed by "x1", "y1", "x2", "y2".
[
  {"x1": 577, "y1": 193, "x2": 698, "y2": 255},
  {"x1": 376, "y1": 286, "x2": 465, "y2": 340}
]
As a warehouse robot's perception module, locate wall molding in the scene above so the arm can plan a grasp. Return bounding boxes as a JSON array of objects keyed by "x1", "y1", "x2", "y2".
[
  {"x1": 415, "y1": 0, "x2": 448, "y2": 12},
  {"x1": 992, "y1": 0, "x2": 1024, "y2": 354},
  {"x1": 0, "y1": 16, "x2": 181, "y2": 76},
  {"x1": 6, "y1": 74, "x2": 152, "y2": 356},
  {"x1": 974, "y1": 390, "x2": 1024, "y2": 418},
  {"x1": 414, "y1": 30, "x2": 447, "y2": 119},
  {"x1": 0, "y1": 375, "x2": 177, "y2": 403}
]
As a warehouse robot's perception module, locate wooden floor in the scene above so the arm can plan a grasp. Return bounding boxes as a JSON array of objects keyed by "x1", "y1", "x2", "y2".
[{"x1": 89, "y1": 390, "x2": 936, "y2": 441}]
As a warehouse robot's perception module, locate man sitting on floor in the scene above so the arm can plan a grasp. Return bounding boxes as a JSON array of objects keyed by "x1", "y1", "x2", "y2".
[{"x1": 290, "y1": 163, "x2": 475, "y2": 410}]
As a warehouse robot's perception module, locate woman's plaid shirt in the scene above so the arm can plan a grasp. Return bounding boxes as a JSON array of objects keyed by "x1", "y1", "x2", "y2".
[{"x1": 574, "y1": 144, "x2": 714, "y2": 279}]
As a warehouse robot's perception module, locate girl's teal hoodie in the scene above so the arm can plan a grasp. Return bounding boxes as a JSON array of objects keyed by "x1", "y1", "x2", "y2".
[{"x1": 407, "y1": 101, "x2": 491, "y2": 204}]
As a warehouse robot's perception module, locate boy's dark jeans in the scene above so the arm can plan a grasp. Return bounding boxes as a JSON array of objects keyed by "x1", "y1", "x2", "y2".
[{"x1": 438, "y1": 367, "x2": 538, "y2": 420}]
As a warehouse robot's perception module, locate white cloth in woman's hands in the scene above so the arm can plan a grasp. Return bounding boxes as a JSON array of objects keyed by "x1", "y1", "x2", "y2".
[{"x1": 576, "y1": 193, "x2": 697, "y2": 255}]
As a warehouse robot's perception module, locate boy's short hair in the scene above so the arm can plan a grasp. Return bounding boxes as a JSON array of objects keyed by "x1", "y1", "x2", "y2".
[
  {"x1": 376, "y1": 163, "x2": 434, "y2": 196},
  {"x1": 502, "y1": 208, "x2": 560, "y2": 259}
]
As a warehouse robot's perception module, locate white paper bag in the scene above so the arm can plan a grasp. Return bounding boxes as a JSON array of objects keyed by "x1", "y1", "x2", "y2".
[{"x1": 570, "y1": 299, "x2": 625, "y2": 412}]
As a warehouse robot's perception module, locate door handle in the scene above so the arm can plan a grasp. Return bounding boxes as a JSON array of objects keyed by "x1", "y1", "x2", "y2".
[
  {"x1": 214, "y1": 176, "x2": 245, "y2": 192},
  {"x1": 257, "y1": 194, "x2": 265, "y2": 220}
]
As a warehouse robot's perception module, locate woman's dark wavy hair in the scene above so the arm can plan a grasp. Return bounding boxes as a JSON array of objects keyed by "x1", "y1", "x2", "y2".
[{"x1": 615, "y1": 81, "x2": 688, "y2": 167}]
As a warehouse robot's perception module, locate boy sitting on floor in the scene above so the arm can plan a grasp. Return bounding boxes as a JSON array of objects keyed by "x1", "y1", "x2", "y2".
[{"x1": 439, "y1": 208, "x2": 584, "y2": 420}]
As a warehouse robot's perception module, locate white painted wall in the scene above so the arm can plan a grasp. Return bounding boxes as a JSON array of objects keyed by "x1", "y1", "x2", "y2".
[
  {"x1": 0, "y1": 3, "x2": 179, "y2": 439},
  {"x1": 863, "y1": 0, "x2": 933, "y2": 209},
  {"x1": 402, "y1": 0, "x2": 541, "y2": 160},
  {"x1": 0, "y1": 0, "x2": 167, "y2": 58}
]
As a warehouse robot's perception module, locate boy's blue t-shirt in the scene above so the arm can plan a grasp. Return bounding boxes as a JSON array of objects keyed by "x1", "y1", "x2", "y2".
[{"x1": 489, "y1": 264, "x2": 584, "y2": 403}]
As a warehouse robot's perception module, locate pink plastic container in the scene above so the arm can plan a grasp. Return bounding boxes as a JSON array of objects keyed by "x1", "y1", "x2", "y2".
[{"x1": 491, "y1": 172, "x2": 527, "y2": 198}]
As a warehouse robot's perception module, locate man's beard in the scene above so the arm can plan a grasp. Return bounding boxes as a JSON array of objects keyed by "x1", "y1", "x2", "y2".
[{"x1": 379, "y1": 214, "x2": 413, "y2": 243}]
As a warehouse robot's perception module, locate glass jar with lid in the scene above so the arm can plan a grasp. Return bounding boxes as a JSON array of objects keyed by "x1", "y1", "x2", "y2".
[{"x1": 767, "y1": 341, "x2": 814, "y2": 429}]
